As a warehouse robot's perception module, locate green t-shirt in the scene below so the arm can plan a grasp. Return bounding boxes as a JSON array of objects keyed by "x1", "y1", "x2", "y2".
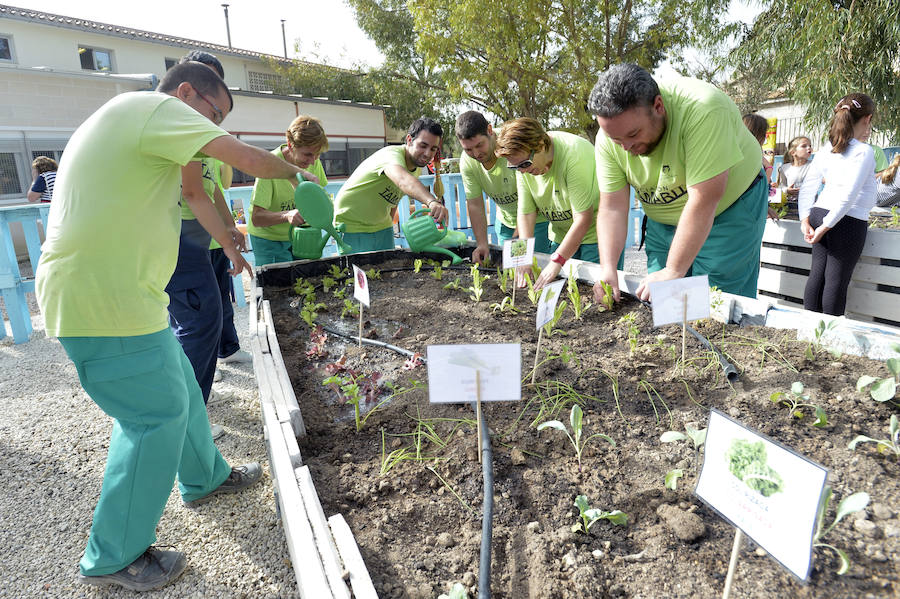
[
  {"x1": 517, "y1": 131, "x2": 599, "y2": 244},
  {"x1": 36, "y1": 92, "x2": 228, "y2": 337},
  {"x1": 871, "y1": 144, "x2": 888, "y2": 172},
  {"x1": 179, "y1": 157, "x2": 218, "y2": 221},
  {"x1": 595, "y1": 76, "x2": 762, "y2": 226},
  {"x1": 247, "y1": 145, "x2": 328, "y2": 241},
  {"x1": 334, "y1": 145, "x2": 413, "y2": 233},
  {"x1": 460, "y1": 152, "x2": 548, "y2": 230}
]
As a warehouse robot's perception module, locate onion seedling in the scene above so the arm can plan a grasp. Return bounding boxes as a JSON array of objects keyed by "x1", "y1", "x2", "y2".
[
  {"x1": 537, "y1": 404, "x2": 614, "y2": 470},
  {"x1": 572, "y1": 495, "x2": 628, "y2": 533}
]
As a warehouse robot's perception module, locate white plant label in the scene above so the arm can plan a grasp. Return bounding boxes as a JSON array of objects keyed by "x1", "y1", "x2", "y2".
[
  {"x1": 648, "y1": 274, "x2": 710, "y2": 327},
  {"x1": 352, "y1": 265, "x2": 369, "y2": 307},
  {"x1": 502, "y1": 237, "x2": 535, "y2": 269},
  {"x1": 695, "y1": 409, "x2": 827, "y2": 581},
  {"x1": 426, "y1": 344, "x2": 521, "y2": 404},
  {"x1": 535, "y1": 279, "x2": 566, "y2": 331}
]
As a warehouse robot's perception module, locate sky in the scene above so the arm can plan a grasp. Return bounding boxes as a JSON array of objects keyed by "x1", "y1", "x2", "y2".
[{"x1": 12, "y1": 0, "x2": 383, "y2": 68}]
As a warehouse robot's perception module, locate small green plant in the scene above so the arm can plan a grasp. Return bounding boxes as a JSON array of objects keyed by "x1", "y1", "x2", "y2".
[
  {"x1": 597, "y1": 280, "x2": 615, "y2": 312},
  {"x1": 365, "y1": 267, "x2": 382, "y2": 280},
  {"x1": 333, "y1": 287, "x2": 347, "y2": 300},
  {"x1": 524, "y1": 273, "x2": 540, "y2": 305},
  {"x1": 566, "y1": 267, "x2": 592, "y2": 320},
  {"x1": 430, "y1": 261, "x2": 445, "y2": 280},
  {"x1": 661, "y1": 423, "x2": 707, "y2": 488},
  {"x1": 292, "y1": 277, "x2": 316, "y2": 302},
  {"x1": 341, "y1": 298, "x2": 359, "y2": 319},
  {"x1": 530, "y1": 256, "x2": 542, "y2": 279},
  {"x1": 490, "y1": 296, "x2": 520, "y2": 314},
  {"x1": 438, "y1": 582, "x2": 469, "y2": 599},
  {"x1": 542, "y1": 301, "x2": 567, "y2": 337},
  {"x1": 497, "y1": 267, "x2": 511, "y2": 293},
  {"x1": 619, "y1": 312, "x2": 640, "y2": 356},
  {"x1": 664, "y1": 469, "x2": 684, "y2": 490},
  {"x1": 806, "y1": 318, "x2": 841, "y2": 359},
  {"x1": 443, "y1": 277, "x2": 462, "y2": 290},
  {"x1": 323, "y1": 374, "x2": 363, "y2": 431},
  {"x1": 380, "y1": 428, "x2": 414, "y2": 474},
  {"x1": 848, "y1": 415, "x2": 900, "y2": 459},
  {"x1": 466, "y1": 264, "x2": 489, "y2": 302},
  {"x1": 321, "y1": 276, "x2": 336, "y2": 293},
  {"x1": 327, "y1": 264, "x2": 349, "y2": 279},
  {"x1": 813, "y1": 486, "x2": 870, "y2": 574},
  {"x1": 856, "y1": 343, "x2": 900, "y2": 403},
  {"x1": 413, "y1": 258, "x2": 423, "y2": 273},
  {"x1": 572, "y1": 495, "x2": 628, "y2": 533},
  {"x1": 770, "y1": 381, "x2": 828, "y2": 427},
  {"x1": 537, "y1": 404, "x2": 614, "y2": 470},
  {"x1": 300, "y1": 301, "x2": 326, "y2": 327}
]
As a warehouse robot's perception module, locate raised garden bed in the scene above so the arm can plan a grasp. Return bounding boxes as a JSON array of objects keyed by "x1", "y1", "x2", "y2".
[{"x1": 258, "y1": 249, "x2": 900, "y2": 599}]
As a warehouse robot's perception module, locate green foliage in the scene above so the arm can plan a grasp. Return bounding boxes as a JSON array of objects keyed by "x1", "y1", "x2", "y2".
[
  {"x1": 293, "y1": 277, "x2": 316, "y2": 302},
  {"x1": 341, "y1": 298, "x2": 360, "y2": 319},
  {"x1": 300, "y1": 301, "x2": 327, "y2": 327},
  {"x1": 333, "y1": 287, "x2": 347, "y2": 300},
  {"x1": 524, "y1": 273, "x2": 541, "y2": 305},
  {"x1": 438, "y1": 582, "x2": 469, "y2": 599},
  {"x1": 572, "y1": 495, "x2": 628, "y2": 534},
  {"x1": 597, "y1": 280, "x2": 615, "y2": 312},
  {"x1": 542, "y1": 301, "x2": 567, "y2": 337},
  {"x1": 323, "y1": 374, "x2": 363, "y2": 432},
  {"x1": 848, "y1": 415, "x2": 900, "y2": 459},
  {"x1": 726, "y1": 439, "x2": 784, "y2": 498},
  {"x1": 813, "y1": 486, "x2": 871, "y2": 575},
  {"x1": 619, "y1": 312, "x2": 640, "y2": 356},
  {"x1": 321, "y1": 276, "x2": 337, "y2": 293},
  {"x1": 661, "y1": 424, "x2": 707, "y2": 450},
  {"x1": 497, "y1": 267, "x2": 511, "y2": 294},
  {"x1": 443, "y1": 277, "x2": 462, "y2": 290},
  {"x1": 856, "y1": 343, "x2": 900, "y2": 403},
  {"x1": 413, "y1": 258, "x2": 424, "y2": 273},
  {"x1": 430, "y1": 262, "x2": 445, "y2": 280},
  {"x1": 770, "y1": 381, "x2": 828, "y2": 427},
  {"x1": 806, "y1": 319, "x2": 840, "y2": 360},
  {"x1": 365, "y1": 267, "x2": 382, "y2": 280},
  {"x1": 664, "y1": 469, "x2": 684, "y2": 491},
  {"x1": 537, "y1": 404, "x2": 614, "y2": 469},
  {"x1": 566, "y1": 267, "x2": 592, "y2": 320},
  {"x1": 490, "y1": 296, "x2": 520, "y2": 314},
  {"x1": 327, "y1": 264, "x2": 349, "y2": 280},
  {"x1": 466, "y1": 264, "x2": 489, "y2": 302}
]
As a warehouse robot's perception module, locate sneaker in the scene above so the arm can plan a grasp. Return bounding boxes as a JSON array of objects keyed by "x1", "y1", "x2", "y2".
[
  {"x1": 183, "y1": 462, "x2": 262, "y2": 508},
  {"x1": 220, "y1": 349, "x2": 251, "y2": 364},
  {"x1": 210, "y1": 423, "x2": 225, "y2": 440},
  {"x1": 76, "y1": 546, "x2": 186, "y2": 591},
  {"x1": 213, "y1": 368, "x2": 223, "y2": 382}
]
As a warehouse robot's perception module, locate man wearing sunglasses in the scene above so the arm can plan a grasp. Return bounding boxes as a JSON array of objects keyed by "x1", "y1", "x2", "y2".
[
  {"x1": 589, "y1": 63, "x2": 768, "y2": 304},
  {"x1": 334, "y1": 116, "x2": 448, "y2": 253},
  {"x1": 456, "y1": 110, "x2": 551, "y2": 265},
  {"x1": 36, "y1": 61, "x2": 311, "y2": 592}
]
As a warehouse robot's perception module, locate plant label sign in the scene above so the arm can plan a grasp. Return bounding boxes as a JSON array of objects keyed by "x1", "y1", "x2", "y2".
[
  {"x1": 695, "y1": 409, "x2": 828, "y2": 581},
  {"x1": 648, "y1": 274, "x2": 710, "y2": 327},
  {"x1": 502, "y1": 237, "x2": 535, "y2": 269},
  {"x1": 535, "y1": 279, "x2": 566, "y2": 330},
  {"x1": 352, "y1": 265, "x2": 370, "y2": 307},
  {"x1": 426, "y1": 344, "x2": 521, "y2": 404}
]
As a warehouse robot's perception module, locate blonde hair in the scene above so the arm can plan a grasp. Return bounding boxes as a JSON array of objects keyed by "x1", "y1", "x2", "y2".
[
  {"x1": 32, "y1": 156, "x2": 58, "y2": 174},
  {"x1": 783, "y1": 136, "x2": 811, "y2": 166},
  {"x1": 286, "y1": 115, "x2": 329, "y2": 152},
  {"x1": 495, "y1": 117, "x2": 552, "y2": 159},
  {"x1": 880, "y1": 154, "x2": 900, "y2": 185}
]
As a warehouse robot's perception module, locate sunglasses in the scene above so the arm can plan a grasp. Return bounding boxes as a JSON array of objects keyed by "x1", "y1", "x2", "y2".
[
  {"x1": 507, "y1": 150, "x2": 535, "y2": 170},
  {"x1": 195, "y1": 90, "x2": 224, "y2": 125}
]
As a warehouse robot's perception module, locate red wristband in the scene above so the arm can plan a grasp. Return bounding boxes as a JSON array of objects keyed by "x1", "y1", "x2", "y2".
[{"x1": 550, "y1": 252, "x2": 567, "y2": 267}]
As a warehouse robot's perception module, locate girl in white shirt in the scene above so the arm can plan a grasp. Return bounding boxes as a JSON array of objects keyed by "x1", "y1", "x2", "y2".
[
  {"x1": 777, "y1": 136, "x2": 813, "y2": 200},
  {"x1": 798, "y1": 93, "x2": 876, "y2": 316}
]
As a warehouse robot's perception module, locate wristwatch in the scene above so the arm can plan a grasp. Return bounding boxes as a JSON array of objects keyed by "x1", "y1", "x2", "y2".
[{"x1": 550, "y1": 252, "x2": 567, "y2": 267}]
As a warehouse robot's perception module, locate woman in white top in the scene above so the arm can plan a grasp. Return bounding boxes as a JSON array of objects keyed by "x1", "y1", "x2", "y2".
[{"x1": 798, "y1": 93, "x2": 876, "y2": 316}]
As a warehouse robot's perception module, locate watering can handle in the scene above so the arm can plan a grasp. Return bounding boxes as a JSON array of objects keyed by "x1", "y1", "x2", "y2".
[{"x1": 411, "y1": 207, "x2": 447, "y2": 225}]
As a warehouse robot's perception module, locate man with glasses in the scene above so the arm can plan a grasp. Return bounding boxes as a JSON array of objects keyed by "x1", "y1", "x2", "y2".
[
  {"x1": 36, "y1": 61, "x2": 310, "y2": 592},
  {"x1": 456, "y1": 110, "x2": 550, "y2": 265},
  {"x1": 589, "y1": 63, "x2": 768, "y2": 303},
  {"x1": 334, "y1": 116, "x2": 448, "y2": 253}
]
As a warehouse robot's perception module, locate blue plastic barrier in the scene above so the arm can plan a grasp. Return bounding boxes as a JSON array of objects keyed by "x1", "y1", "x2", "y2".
[{"x1": 0, "y1": 203, "x2": 50, "y2": 343}]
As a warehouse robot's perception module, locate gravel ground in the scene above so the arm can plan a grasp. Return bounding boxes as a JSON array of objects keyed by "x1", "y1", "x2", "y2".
[{"x1": 0, "y1": 273, "x2": 298, "y2": 599}]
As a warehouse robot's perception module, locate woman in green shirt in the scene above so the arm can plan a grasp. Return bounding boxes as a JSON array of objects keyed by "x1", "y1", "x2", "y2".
[{"x1": 247, "y1": 115, "x2": 328, "y2": 265}]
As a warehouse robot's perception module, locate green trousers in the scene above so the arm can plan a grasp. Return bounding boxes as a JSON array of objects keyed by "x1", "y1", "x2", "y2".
[
  {"x1": 249, "y1": 234, "x2": 293, "y2": 266},
  {"x1": 339, "y1": 227, "x2": 395, "y2": 255},
  {"x1": 59, "y1": 328, "x2": 231, "y2": 576},
  {"x1": 497, "y1": 221, "x2": 552, "y2": 254},
  {"x1": 548, "y1": 241, "x2": 625, "y2": 270},
  {"x1": 644, "y1": 170, "x2": 768, "y2": 298}
]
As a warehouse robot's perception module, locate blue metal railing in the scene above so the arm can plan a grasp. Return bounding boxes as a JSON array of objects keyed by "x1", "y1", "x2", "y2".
[{"x1": 1, "y1": 203, "x2": 50, "y2": 343}]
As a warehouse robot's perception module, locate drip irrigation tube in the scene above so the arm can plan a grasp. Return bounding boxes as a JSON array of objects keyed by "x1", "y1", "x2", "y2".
[{"x1": 316, "y1": 323, "x2": 495, "y2": 598}]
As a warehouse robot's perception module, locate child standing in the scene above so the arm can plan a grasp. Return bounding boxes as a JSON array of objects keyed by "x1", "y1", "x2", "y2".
[{"x1": 777, "y1": 136, "x2": 813, "y2": 202}]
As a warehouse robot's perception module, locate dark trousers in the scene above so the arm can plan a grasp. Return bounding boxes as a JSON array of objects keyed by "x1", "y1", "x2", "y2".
[
  {"x1": 166, "y1": 231, "x2": 222, "y2": 404},
  {"x1": 803, "y1": 207, "x2": 868, "y2": 316},
  {"x1": 210, "y1": 248, "x2": 241, "y2": 359}
]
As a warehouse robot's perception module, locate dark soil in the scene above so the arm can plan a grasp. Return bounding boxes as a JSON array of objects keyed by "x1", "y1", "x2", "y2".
[{"x1": 262, "y1": 253, "x2": 899, "y2": 599}]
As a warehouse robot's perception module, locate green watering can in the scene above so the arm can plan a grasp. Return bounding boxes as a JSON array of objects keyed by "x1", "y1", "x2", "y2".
[
  {"x1": 401, "y1": 208, "x2": 464, "y2": 264},
  {"x1": 291, "y1": 178, "x2": 352, "y2": 259}
]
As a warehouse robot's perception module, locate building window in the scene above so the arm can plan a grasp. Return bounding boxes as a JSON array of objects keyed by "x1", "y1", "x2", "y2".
[
  {"x1": 0, "y1": 152, "x2": 22, "y2": 195},
  {"x1": 247, "y1": 70, "x2": 288, "y2": 93},
  {"x1": 32, "y1": 150, "x2": 63, "y2": 163},
  {"x1": 164, "y1": 57, "x2": 177, "y2": 71},
  {"x1": 0, "y1": 35, "x2": 14, "y2": 62},
  {"x1": 79, "y1": 45, "x2": 113, "y2": 71}
]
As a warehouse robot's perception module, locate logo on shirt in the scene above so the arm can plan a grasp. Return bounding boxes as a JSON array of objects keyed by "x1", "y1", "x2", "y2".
[
  {"x1": 490, "y1": 193, "x2": 517, "y2": 206},
  {"x1": 635, "y1": 185, "x2": 687, "y2": 206},
  {"x1": 280, "y1": 201, "x2": 294, "y2": 211},
  {"x1": 662, "y1": 165, "x2": 671, "y2": 175},
  {"x1": 379, "y1": 187, "x2": 401, "y2": 205},
  {"x1": 540, "y1": 208, "x2": 573, "y2": 221}
]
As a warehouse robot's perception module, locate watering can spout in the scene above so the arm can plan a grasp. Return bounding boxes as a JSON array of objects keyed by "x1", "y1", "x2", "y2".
[{"x1": 401, "y1": 208, "x2": 463, "y2": 264}]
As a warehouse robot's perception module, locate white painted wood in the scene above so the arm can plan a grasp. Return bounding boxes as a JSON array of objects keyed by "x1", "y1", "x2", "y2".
[
  {"x1": 281, "y1": 421, "x2": 303, "y2": 469},
  {"x1": 328, "y1": 514, "x2": 379, "y2": 599},
  {"x1": 295, "y1": 466, "x2": 352, "y2": 599},
  {"x1": 264, "y1": 301, "x2": 307, "y2": 437}
]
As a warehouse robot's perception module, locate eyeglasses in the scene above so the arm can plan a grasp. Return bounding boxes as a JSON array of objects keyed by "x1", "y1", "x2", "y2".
[
  {"x1": 195, "y1": 90, "x2": 224, "y2": 125},
  {"x1": 507, "y1": 150, "x2": 535, "y2": 170}
]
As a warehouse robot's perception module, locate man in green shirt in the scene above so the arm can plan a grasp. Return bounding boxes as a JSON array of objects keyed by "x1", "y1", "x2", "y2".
[
  {"x1": 36, "y1": 62, "x2": 308, "y2": 592},
  {"x1": 334, "y1": 116, "x2": 448, "y2": 253},
  {"x1": 589, "y1": 63, "x2": 768, "y2": 302},
  {"x1": 455, "y1": 110, "x2": 550, "y2": 264},
  {"x1": 247, "y1": 114, "x2": 329, "y2": 265}
]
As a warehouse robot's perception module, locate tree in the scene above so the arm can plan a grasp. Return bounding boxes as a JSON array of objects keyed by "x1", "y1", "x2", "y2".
[
  {"x1": 407, "y1": 0, "x2": 734, "y2": 139},
  {"x1": 726, "y1": 0, "x2": 900, "y2": 140}
]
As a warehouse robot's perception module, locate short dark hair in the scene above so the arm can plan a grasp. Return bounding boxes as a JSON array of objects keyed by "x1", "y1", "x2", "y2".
[
  {"x1": 742, "y1": 113, "x2": 768, "y2": 145},
  {"x1": 455, "y1": 111, "x2": 490, "y2": 140},
  {"x1": 588, "y1": 63, "x2": 660, "y2": 118},
  {"x1": 178, "y1": 50, "x2": 224, "y2": 79},
  {"x1": 158, "y1": 61, "x2": 233, "y2": 111},
  {"x1": 407, "y1": 116, "x2": 443, "y2": 140}
]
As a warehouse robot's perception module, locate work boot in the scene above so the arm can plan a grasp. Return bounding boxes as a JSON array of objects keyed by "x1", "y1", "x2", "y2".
[
  {"x1": 210, "y1": 423, "x2": 225, "y2": 440},
  {"x1": 76, "y1": 546, "x2": 186, "y2": 592},
  {"x1": 183, "y1": 462, "x2": 262, "y2": 508},
  {"x1": 219, "y1": 349, "x2": 251, "y2": 364}
]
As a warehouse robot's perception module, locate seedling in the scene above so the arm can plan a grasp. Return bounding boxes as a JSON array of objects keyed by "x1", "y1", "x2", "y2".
[
  {"x1": 813, "y1": 486, "x2": 870, "y2": 574},
  {"x1": 497, "y1": 267, "x2": 511, "y2": 294},
  {"x1": 566, "y1": 267, "x2": 592, "y2": 320},
  {"x1": 321, "y1": 276, "x2": 336, "y2": 293},
  {"x1": 292, "y1": 277, "x2": 316, "y2": 302},
  {"x1": 856, "y1": 343, "x2": 900, "y2": 403},
  {"x1": 661, "y1": 423, "x2": 707, "y2": 487},
  {"x1": 466, "y1": 264, "x2": 489, "y2": 302},
  {"x1": 327, "y1": 264, "x2": 349, "y2": 279},
  {"x1": 333, "y1": 287, "x2": 347, "y2": 300},
  {"x1": 537, "y1": 404, "x2": 614, "y2": 470},
  {"x1": 430, "y1": 262, "x2": 445, "y2": 280},
  {"x1": 323, "y1": 374, "x2": 362, "y2": 431},
  {"x1": 413, "y1": 258, "x2": 424, "y2": 273},
  {"x1": 438, "y1": 582, "x2": 469, "y2": 599},
  {"x1": 443, "y1": 277, "x2": 462, "y2": 290},
  {"x1": 341, "y1": 298, "x2": 359, "y2": 319},
  {"x1": 572, "y1": 495, "x2": 628, "y2": 534},
  {"x1": 619, "y1": 312, "x2": 640, "y2": 356},
  {"x1": 300, "y1": 300, "x2": 327, "y2": 327},
  {"x1": 770, "y1": 381, "x2": 828, "y2": 427},
  {"x1": 365, "y1": 267, "x2": 382, "y2": 280},
  {"x1": 664, "y1": 469, "x2": 684, "y2": 490},
  {"x1": 597, "y1": 280, "x2": 615, "y2": 312},
  {"x1": 323, "y1": 368, "x2": 383, "y2": 432},
  {"x1": 490, "y1": 296, "x2": 520, "y2": 314},
  {"x1": 848, "y1": 415, "x2": 900, "y2": 460},
  {"x1": 380, "y1": 429, "x2": 415, "y2": 475},
  {"x1": 305, "y1": 326, "x2": 328, "y2": 360},
  {"x1": 524, "y1": 273, "x2": 541, "y2": 305},
  {"x1": 806, "y1": 318, "x2": 840, "y2": 359}
]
